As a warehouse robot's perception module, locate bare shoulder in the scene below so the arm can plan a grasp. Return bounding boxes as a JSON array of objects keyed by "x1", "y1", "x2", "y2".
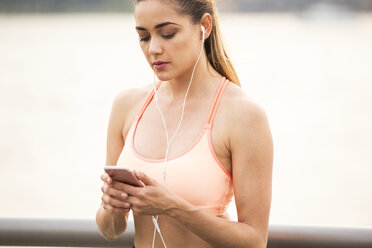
[
  {"x1": 221, "y1": 82, "x2": 270, "y2": 130},
  {"x1": 112, "y1": 85, "x2": 151, "y2": 112},
  {"x1": 111, "y1": 84, "x2": 153, "y2": 121}
]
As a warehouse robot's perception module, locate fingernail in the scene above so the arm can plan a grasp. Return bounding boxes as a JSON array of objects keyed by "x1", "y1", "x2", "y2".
[{"x1": 121, "y1": 193, "x2": 127, "y2": 198}]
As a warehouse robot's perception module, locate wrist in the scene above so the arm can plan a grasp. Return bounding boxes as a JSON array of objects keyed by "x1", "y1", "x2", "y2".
[{"x1": 167, "y1": 197, "x2": 199, "y2": 219}]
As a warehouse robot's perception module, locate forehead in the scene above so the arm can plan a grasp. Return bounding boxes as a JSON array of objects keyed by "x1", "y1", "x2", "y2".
[{"x1": 134, "y1": 0, "x2": 190, "y2": 29}]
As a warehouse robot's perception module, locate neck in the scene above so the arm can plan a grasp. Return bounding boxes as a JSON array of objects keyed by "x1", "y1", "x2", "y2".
[{"x1": 162, "y1": 54, "x2": 220, "y2": 101}]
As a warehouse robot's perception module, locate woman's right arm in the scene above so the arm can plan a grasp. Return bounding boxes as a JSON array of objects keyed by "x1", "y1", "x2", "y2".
[{"x1": 96, "y1": 92, "x2": 131, "y2": 241}]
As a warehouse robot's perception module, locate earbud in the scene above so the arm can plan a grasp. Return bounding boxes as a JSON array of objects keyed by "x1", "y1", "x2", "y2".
[{"x1": 201, "y1": 26, "x2": 205, "y2": 42}]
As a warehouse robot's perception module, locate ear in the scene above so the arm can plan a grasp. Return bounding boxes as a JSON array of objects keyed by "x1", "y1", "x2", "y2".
[{"x1": 200, "y1": 13, "x2": 213, "y2": 40}]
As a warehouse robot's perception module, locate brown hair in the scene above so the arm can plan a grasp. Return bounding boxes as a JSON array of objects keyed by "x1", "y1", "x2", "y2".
[{"x1": 134, "y1": 0, "x2": 241, "y2": 87}]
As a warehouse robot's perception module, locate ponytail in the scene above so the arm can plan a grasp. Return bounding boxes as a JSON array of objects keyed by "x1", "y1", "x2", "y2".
[{"x1": 205, "y1": 4, "x2": 240, "y2": 86}]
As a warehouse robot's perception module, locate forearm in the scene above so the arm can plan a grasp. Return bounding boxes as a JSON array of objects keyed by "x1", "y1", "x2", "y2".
[
  {"x1": 96, "y1": 203, "x2": 128, "y2": 241},
  {"x1": 168, "y1": 200, "x2": 266, "y2": 248}
]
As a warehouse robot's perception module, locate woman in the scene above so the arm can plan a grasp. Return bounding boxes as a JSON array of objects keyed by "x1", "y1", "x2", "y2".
[{"x1": 96, "y1": 0, "x2": 273, "y2": 247}]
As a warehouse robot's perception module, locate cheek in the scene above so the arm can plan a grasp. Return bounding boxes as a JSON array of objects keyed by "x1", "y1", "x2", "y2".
[
  {"x1": 140, "y1": 43, "x2": 148, "y2": 55},
  {"x1": 140, "y1": 43, "x2": 152, "y2": 62},
  {"x1": 170, "y1": 36, "x2": 198, "y2": 62}
]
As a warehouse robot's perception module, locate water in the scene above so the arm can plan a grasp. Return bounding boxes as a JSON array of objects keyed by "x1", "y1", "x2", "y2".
[{"x1": 0, "y1": 12, "x2": 371, "y2": 228}]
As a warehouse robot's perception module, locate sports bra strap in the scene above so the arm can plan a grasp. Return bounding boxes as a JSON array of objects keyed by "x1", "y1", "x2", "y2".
[
  {"x1": 206, "y1": 77, "x2": 228, "y2": 127},
  {"x1": 138, "y1": 81, "x2": 162, "y2": 119},
  {"x1": 137, "y1": 78, "x2": 227, "y2": 127}
]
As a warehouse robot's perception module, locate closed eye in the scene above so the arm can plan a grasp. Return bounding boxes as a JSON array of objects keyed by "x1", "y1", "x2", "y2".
[
  {"x1": 162, "y1": 33, "x2": 175, "y2": 39},
  {"x1": 139, "y1": 33, "x2": 176, "y2": 42},
  {"x1": 140, "y1": 36, "x2": 150, "y2": 42}
]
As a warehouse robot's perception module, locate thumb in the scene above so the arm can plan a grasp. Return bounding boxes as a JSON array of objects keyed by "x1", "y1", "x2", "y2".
[{"x1": 134, "y1": 170, "x2": 157, "y2": 186}]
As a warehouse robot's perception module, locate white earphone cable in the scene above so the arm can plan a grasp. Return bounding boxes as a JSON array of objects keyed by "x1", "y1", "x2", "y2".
[{"x1": 150, "y1": 27, "x2": 205, "y2": 248}]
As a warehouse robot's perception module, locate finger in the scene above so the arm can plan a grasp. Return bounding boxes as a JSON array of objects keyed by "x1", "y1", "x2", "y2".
[
  {"x1": 100, "y1": 172, "x2": 108, "y2": 181},
  {"x1": 134, "y1": 170, "x2": 156, "y2": 186},
  {"x1": 125, "y1": 195, "x2": 141, "y2": 206},
  {"x1": 102, "y1": 184, "x2": 129, "y2": 200},
  {"x1": 125, "y1": 196, "x2": 145, "y2": 214},
  {"x1": 101, "y1": 173, "x2": 112, "y2": 185},
  {"x1": 102, "y1": 202, "x2": 130, "y2": 214},
  {"x1": 101, "y1": 194, "x2": 131, "y2": 209},
  {"x1": 111, "y1": 181, "x2": 140, "y2": 196}
]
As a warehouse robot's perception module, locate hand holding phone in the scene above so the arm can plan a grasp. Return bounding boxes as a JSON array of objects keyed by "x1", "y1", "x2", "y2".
[{"x1": 104, "y1": 166, "x2": 144, "y2": 187}]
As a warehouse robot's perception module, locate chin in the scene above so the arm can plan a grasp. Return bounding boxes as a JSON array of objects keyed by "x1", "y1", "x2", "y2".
[{"x1": 154, "y1": 71, "x2": 176, "y2": 82}]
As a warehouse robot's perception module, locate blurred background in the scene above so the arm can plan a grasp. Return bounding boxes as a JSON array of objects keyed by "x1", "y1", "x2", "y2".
[{"x1": 0, "y1": 0, "x2": 371, "y2": 228}]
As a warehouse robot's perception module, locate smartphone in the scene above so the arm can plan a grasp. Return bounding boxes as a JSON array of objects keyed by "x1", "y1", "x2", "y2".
[{"x1": 104, "y1": 166, "x2": 144, "y2": 187}]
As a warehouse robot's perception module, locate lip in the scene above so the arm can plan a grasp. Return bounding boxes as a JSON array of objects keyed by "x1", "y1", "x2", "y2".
[{"x1": 152, "y1": 60, "x2": 169, "y2": 69}]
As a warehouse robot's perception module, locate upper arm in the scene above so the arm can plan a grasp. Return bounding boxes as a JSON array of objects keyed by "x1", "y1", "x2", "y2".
[
  {"x1": 106, "y1": 92, "x2": 127, "y2": 166},
  {"x1": 229, "y1": 99, "x2": 273, "y2": 240},
  {"x1": 106, "y1": 86, "x2": 148, "y2": 166}
]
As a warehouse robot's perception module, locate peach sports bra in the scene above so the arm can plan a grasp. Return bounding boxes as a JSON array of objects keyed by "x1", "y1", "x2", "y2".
[{"x1": 116, "y1": 77, "x2": 234, "y2": 216}]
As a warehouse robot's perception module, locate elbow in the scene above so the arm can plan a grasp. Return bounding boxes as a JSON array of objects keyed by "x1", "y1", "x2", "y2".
[
  {"x1": 242, "y1": 237, "x2": 266, "y2": 248},
  {"x1": 240, "y1": 226, "x2": 268, "y2": 248},
  {"x1": 95, "y1": 208, "x2": 127, "y2": 242},
  {"x1": 100, "y1": 233, "x2": 118, "y2": 242},
  {"x1": 258, "y1": 238, "x2": 268, "y2": 248},
  {"x1": 254, "y1": 233, "x2": 268, "y2": 248},
  {"x1": 97, "y1": 223, "x2": 126, "y2": 242},
  {"x1": 96, "y1": 223, "x2": 127, "y2": 242},
  {"x1": 96, "y1": 223, "x2": 121, "y2": 242}
]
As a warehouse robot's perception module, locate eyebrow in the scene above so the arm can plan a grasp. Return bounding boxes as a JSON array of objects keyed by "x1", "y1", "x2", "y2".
[{"x1": 136, "y1": 22, "x2": 179, "y2": 31}]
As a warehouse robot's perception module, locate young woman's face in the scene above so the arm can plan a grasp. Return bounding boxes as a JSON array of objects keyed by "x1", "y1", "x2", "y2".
[{"x1": 134, "y1": 0, "x2": 202, "y2": 81}]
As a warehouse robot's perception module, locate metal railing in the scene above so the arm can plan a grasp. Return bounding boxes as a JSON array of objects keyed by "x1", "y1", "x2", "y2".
[{"x1": 0, "y1": 218, "x2": 372, "y2": 248}]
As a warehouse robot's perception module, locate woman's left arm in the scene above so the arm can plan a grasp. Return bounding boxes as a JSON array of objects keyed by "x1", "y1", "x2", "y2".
[
  {"x1": 119, "y1": 100, "x2": 273, "y2": 248},
  {"x1": 167, "y1": 100, "x2": 273, "y2": 248}
]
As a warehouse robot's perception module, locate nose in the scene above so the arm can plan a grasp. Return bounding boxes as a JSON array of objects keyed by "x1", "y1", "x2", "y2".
[{"x1": 148, "y1": 37, "x2": 163, "y2": 55}]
